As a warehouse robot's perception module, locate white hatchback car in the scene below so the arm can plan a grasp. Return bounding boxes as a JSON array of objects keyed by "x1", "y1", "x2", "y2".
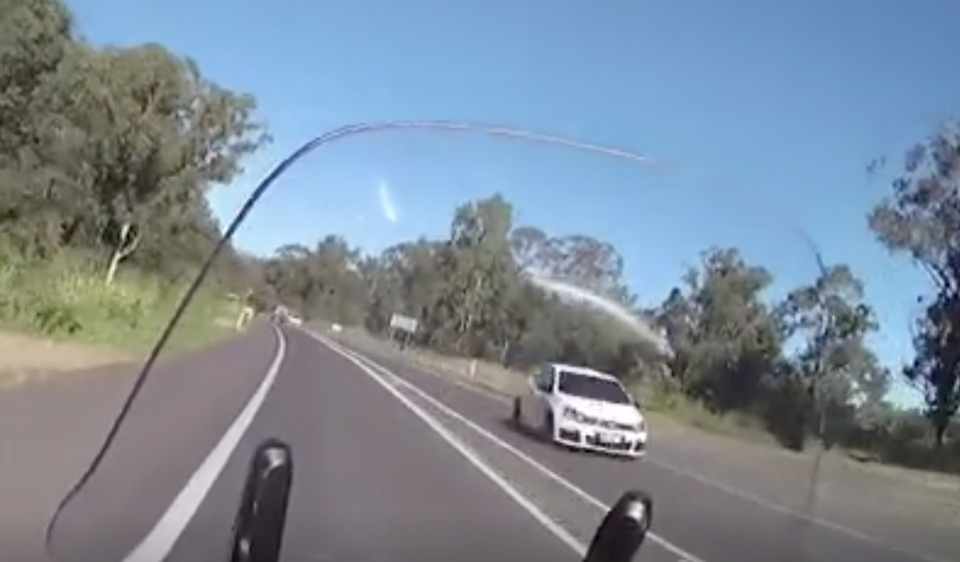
[{"x1": 512, "y1": 362, "x2": 648, "y2": 459}]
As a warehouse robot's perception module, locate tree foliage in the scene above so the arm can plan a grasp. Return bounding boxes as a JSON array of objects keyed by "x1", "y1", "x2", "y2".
[
  {"x1": 869, "y1": 121, "x2": 960, "y2": 449},
  {"x1": 0, "y1": 0, "x2": 267, "y2": 287}
]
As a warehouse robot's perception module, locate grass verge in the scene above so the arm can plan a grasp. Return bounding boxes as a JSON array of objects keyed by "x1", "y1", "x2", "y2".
[{"x1": 0, "y1": 251, "x2": 239, "y2": 388}]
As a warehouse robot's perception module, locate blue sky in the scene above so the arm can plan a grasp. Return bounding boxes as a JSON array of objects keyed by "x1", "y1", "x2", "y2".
[{"x1": 67, "y1": 0, "x2": 959, "y2": 406}]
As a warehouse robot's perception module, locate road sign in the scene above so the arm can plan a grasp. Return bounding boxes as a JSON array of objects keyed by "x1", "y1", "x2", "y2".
[{"x1": 388, "y1": 313, "x2": 418, "y2": 334}]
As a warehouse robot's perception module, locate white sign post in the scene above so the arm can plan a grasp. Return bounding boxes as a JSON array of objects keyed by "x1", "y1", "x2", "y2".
[{"x1": 388, "y1": 313, "x2": 419, "y2": 349}]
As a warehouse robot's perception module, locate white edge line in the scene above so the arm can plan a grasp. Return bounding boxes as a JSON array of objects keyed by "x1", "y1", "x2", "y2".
[
  {"x1": 312, "y1": 332, "x2": 701, "y2": 562},
  {"x1": 122, "y1": 325, "x2": 288, "y2": 562},
  {"x1": 315, "y1": 331, "x2": 587, "y2": 557},
  {"x1": 325, "y1": 335, "x2": 951, "y2": 562}
]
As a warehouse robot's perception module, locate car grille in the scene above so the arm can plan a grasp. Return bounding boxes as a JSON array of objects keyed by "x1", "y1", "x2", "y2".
[
  {"x1": 574, "y1": 413, "x2": 634, "y2": 432},
  {"x1": 597, "y1": 419, "x2": 636, "y2": 431}
]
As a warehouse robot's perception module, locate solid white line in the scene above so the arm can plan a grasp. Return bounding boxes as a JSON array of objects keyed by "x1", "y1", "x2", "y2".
[
  {"x1": 314, "y1": 333, "x2": 701, "y2": 562},
  {"x1": 342, "y1": 341, "x2": 952, "y2": 562},
  {"x1": 319, "y1": 333, "x2": 588, "y2": 558},
  {"x1": 121, "y1": 325, "x2": 288, "y2": 562}
]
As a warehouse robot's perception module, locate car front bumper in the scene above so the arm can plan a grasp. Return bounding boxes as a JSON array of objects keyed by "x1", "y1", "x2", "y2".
[{"x1": 553, "y1": 421, "x2": 647, "y2": 457}]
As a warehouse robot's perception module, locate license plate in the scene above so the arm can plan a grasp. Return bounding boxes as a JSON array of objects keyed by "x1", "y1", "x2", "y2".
[{"x1": 596, "y1": 431, "x2": 618, "y2": 443}]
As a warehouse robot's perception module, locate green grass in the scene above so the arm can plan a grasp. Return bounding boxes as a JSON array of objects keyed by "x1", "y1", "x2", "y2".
[
  {"x1": 0, "y1": 250, "x2": 238, "y2": 355},
  {"x1": 631, "y1": 382, "x2": 781, "y2": 445}
]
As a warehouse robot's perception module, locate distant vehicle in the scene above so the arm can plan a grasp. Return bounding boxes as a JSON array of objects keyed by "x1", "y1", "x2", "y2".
[
  {"x1": 270, "y1": 305, "x2": 302, "y2": 326},
  {"x1": 511, "y1": 362, "x2": 648, "y2": 459}
]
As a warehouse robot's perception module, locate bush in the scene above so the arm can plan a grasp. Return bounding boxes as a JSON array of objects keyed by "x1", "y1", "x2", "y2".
[{"x1": 0, "y1": 248, "x2": 236, "y2": 353}]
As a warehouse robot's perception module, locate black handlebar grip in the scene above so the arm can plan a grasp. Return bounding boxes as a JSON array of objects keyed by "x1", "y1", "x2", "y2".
[
  {"x1": 228, "y1": 438, "x2": 294, "y2": 562},
  {"x1": 583, "y1": 490, "x2": 653, "y2": 562}
]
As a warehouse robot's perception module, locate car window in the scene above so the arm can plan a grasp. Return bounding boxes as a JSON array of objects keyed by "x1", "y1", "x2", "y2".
[
  {"x1": 535, "y1": 366, "x2": 554, "y2": 392},
  {"x1": 556, "y1": 370, "x2": 632, "y2": 404}
]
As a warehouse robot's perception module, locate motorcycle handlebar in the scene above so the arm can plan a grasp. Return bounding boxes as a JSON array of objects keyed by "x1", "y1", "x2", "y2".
[
  {"x1": 230, "y1": 438, "x2": 652, "y2": 562},
  {"x1": 229, "y1": 439, "x2": 294, "y2": 562}
]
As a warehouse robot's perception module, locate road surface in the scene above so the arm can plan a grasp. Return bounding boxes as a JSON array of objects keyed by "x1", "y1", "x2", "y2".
[{"x1": 0, "y1": 324, "x2": 952, "y2": 562}]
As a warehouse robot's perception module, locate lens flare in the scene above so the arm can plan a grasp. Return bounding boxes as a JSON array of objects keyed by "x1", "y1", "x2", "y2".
[{"x1": 525, "y1": 272, "x2": 672, "y2": 356}]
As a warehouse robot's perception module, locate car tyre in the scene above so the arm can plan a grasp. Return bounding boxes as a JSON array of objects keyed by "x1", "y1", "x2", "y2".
[
  {"x1": 511, "y1": 397, "x2": 523, "y2": 427},
  {"x1": 541, "y1": 411, "x2": 555, "y2": 443}
]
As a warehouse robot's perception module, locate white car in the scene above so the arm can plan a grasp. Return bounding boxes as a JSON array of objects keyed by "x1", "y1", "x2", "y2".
[{"x1": 511, "y1": 362, "x2": 648, "y2": 459}]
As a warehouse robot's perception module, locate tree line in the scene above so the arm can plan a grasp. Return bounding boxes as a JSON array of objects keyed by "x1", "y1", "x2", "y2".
[{"x1": 4, "y1": 0, "x2": 958, "y2": 473}]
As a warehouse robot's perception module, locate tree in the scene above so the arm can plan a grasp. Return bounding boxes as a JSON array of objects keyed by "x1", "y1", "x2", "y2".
[
  {"x1": 0, "y1": 0, "x2": 268, "y2": 296},
  {"x1": 655, "y1": 287, "x2": 697, "y2": 386},
  {"x1": 779, "y1": 264, "x2": 886, "y2": 446},
  {"x1": 0, "y1": 0, "x2": 72, "y2": 160},
  {"x1": 869, "y1": 120, "x2": 960, "y2": 447},
  {"x1": 905, "y1": 293, "x2": 960, "y2": 448},
  {"x1": 441, "y1": 195, "x2": 518, "y2": 356},
  {"x1": 509, "y1": 226, "x2": 550, "y2": 271},
  {"x1": 0, "y1": 0, "x2": 75, "y2": 254},
  {"x1": 36, "y1": 43, "x2": 267, "y2": 279},
  {"x1": 664, "y1": 247, "x2": 782, "y2": 412}
]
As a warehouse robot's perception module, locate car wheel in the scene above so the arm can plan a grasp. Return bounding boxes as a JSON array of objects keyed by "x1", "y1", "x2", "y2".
[
  {"x1": 511, "y1": 397, "x2": 523, "y2": 426},
  {"x1": 541, "y1": 411, "x2": 555, "y2": 442}
]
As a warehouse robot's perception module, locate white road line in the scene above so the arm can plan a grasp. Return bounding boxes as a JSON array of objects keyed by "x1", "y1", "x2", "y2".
[
  {"x1": 122, "y1": 325, "x2": 288, "y2": 562},
  {"x1": 314, "y1": 333, "x2": 702, "y2": 562},
  {"x1": 321, "y1": 334, "x2": 588, "y2": 558},
  {"x1": 347, "y1": 343, "x2": 952, "y2": 562}
]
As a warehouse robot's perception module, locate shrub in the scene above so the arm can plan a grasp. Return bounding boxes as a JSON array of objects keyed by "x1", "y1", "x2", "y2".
[{"x1": 0, "y1": 248, "x2": 235, "y2": 353}]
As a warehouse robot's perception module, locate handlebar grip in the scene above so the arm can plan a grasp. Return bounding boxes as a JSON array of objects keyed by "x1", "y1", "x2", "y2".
[
  {"x1": 228, "y1": 438, "x2": 294, "y2": 562},
  {"x1": 583, "y1": 490, "x2": 653, "y2": 562}
]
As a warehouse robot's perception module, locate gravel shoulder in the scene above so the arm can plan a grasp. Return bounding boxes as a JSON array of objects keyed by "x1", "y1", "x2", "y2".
[{"x1": 0, "y1": 331, "x2": 133, "y2": 391}]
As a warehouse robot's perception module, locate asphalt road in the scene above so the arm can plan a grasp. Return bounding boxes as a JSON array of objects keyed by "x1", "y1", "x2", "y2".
[{"x1": 0, "y1": 324, "x2": 952, "y2": 562}]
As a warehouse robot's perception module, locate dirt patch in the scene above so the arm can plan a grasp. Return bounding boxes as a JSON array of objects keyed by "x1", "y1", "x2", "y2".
[{"x1": 0, "y1": 331, "x2": 133, "y2": 391}]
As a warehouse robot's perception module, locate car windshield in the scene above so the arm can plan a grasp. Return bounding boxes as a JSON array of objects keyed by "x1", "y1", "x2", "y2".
[
  {"x1": 2, "y1": 3, "x2": 954, "y2": 562},
  {"x1": 557, "y1": 371, "x2": 632, "y2": 405}
]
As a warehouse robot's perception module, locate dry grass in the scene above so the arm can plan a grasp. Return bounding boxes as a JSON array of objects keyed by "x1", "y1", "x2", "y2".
[{"x1": 0, "y1": 248, "x2": 248, "y2": 393}]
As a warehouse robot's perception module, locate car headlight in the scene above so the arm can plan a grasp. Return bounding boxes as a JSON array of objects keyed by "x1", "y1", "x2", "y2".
[
  {"x1": 636, "y1": 419, "x2": 646, "y2": 432},
  {"x1": 562, "y1": 406, "x2": 589, "y2": 423}
]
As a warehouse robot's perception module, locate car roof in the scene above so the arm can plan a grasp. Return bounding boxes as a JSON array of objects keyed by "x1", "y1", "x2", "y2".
[{"x1": 548, "y1": 362, "x2": 619, "y2": 382}]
